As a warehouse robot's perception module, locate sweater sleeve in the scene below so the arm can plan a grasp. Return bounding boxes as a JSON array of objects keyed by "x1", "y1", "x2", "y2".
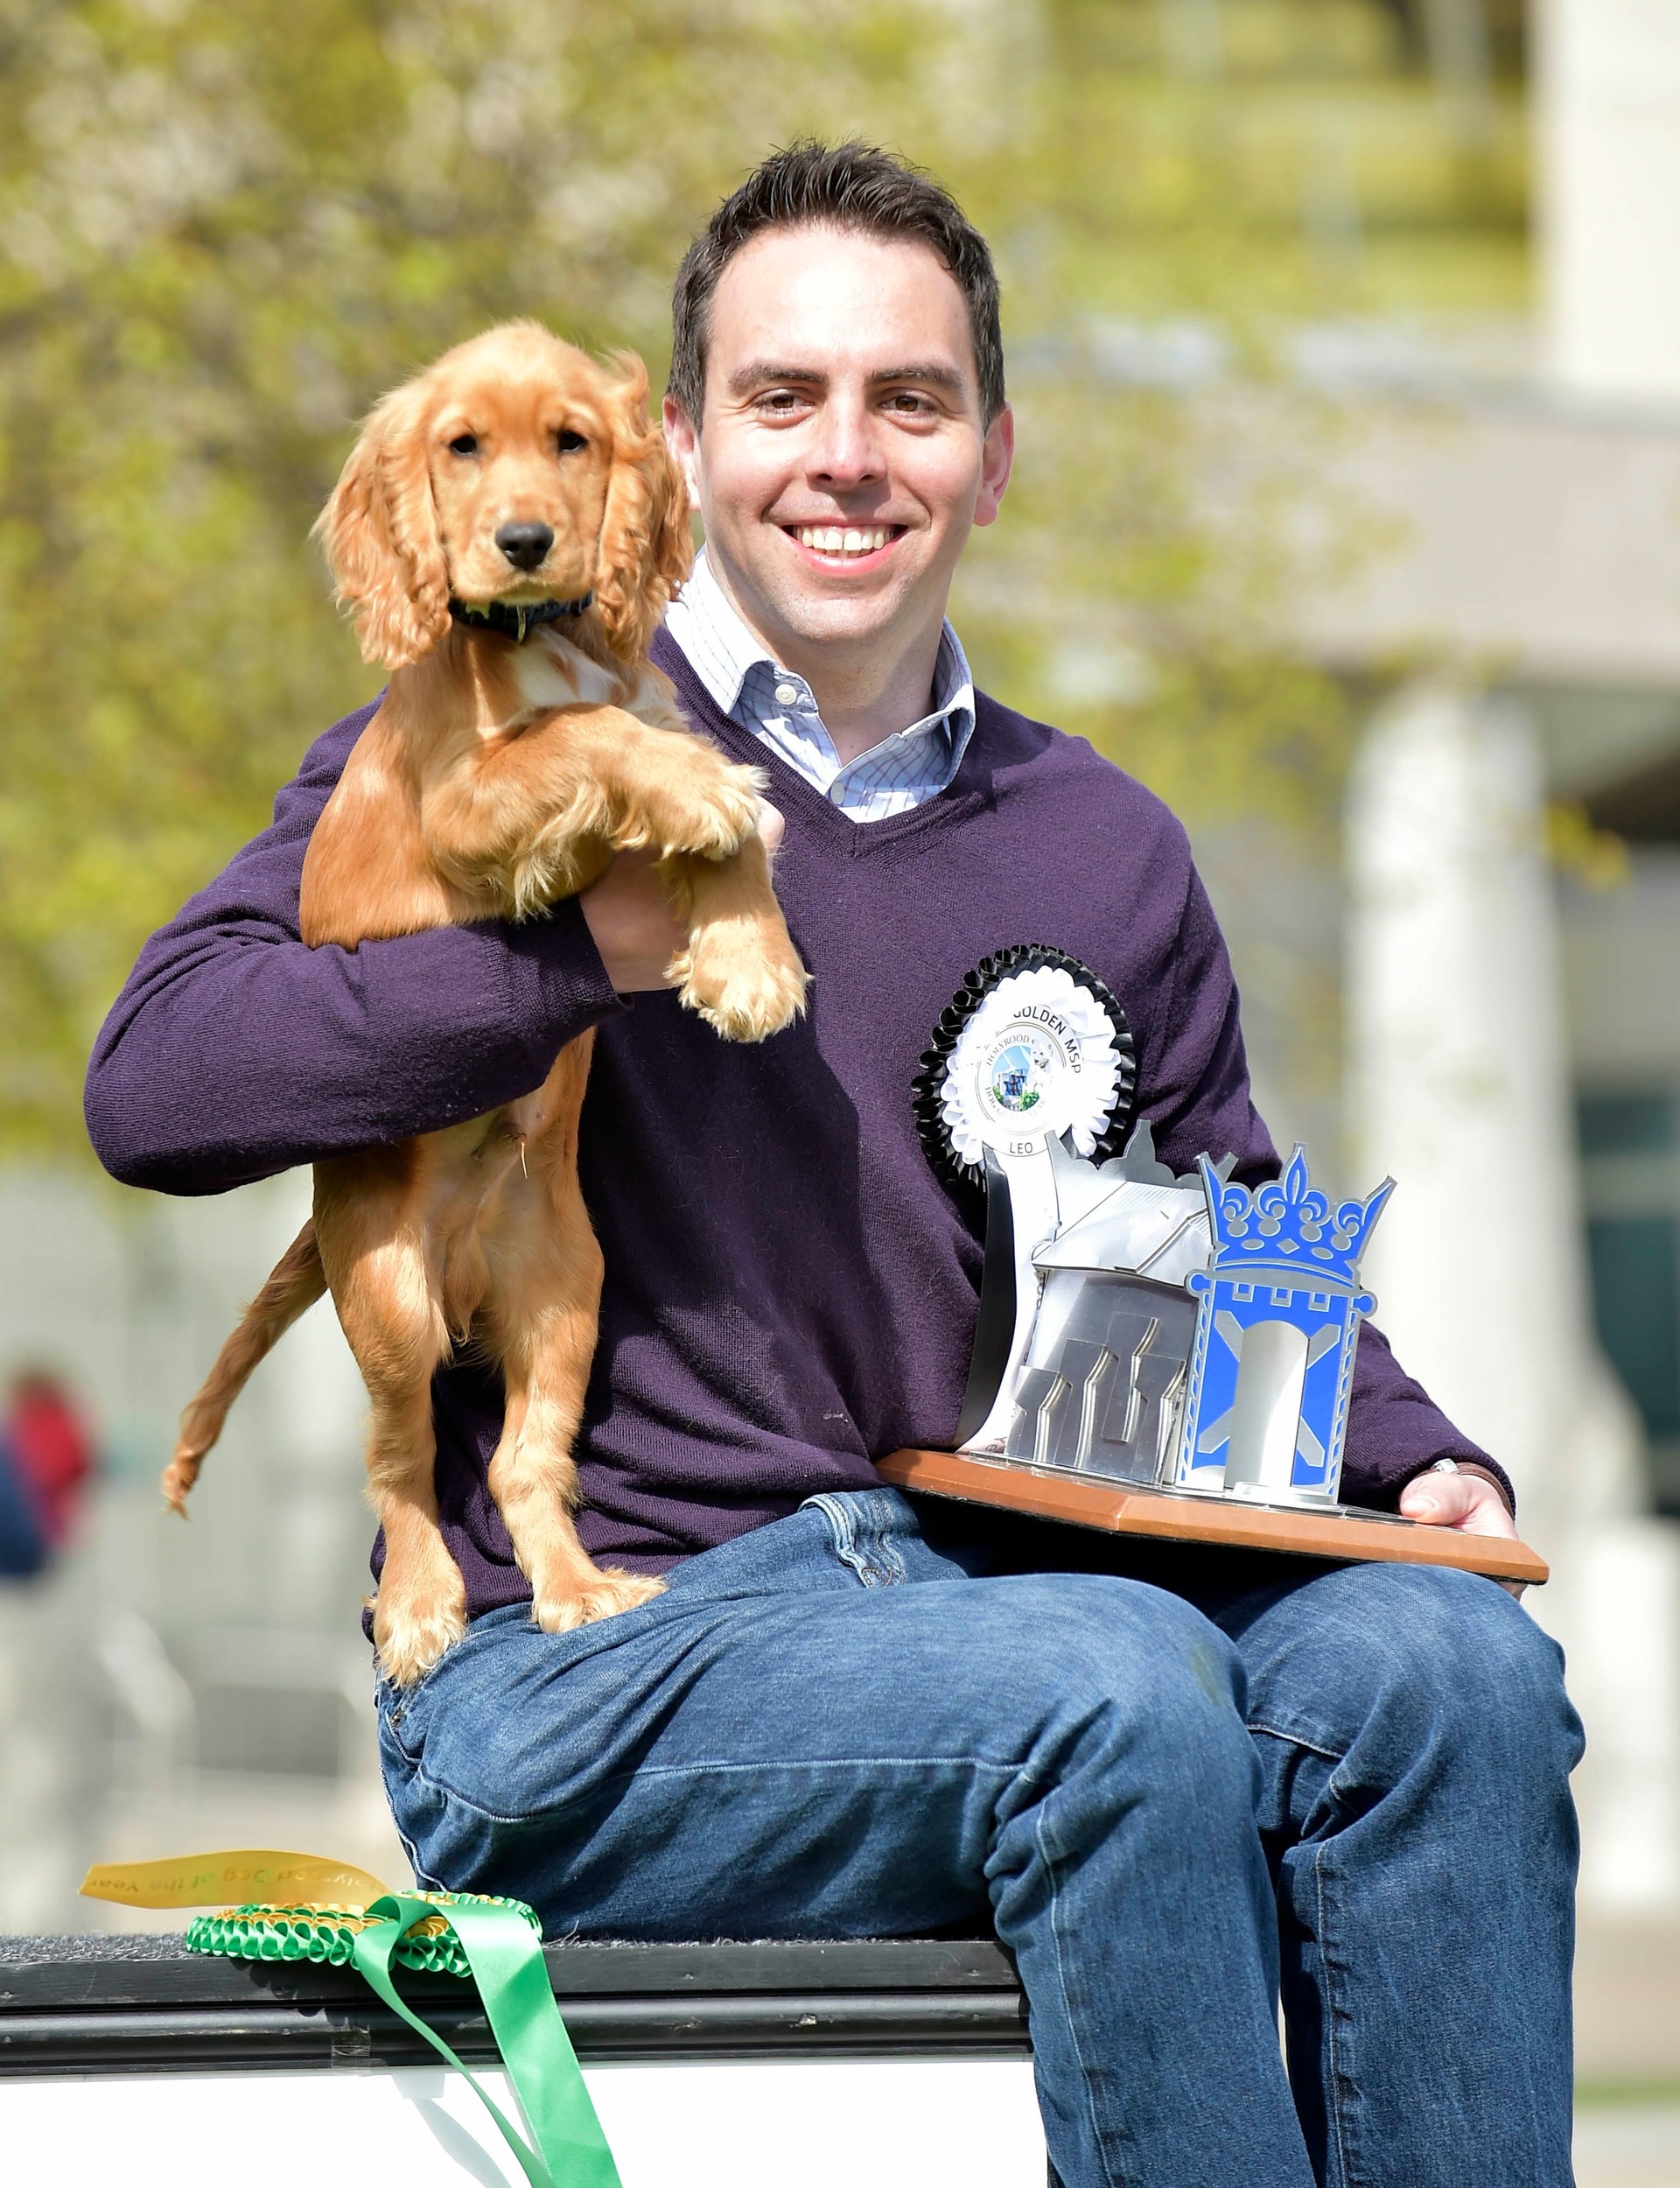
[
  {"x1": 1138, "y1": 851, "x2": 1512, "y2": 1515},
  {"x1": 83, "y1": 703, "x2": 627, "y2": 1196}
]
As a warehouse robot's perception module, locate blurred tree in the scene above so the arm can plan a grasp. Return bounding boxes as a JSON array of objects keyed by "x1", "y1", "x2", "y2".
[{"x1": 0, "y1": 0, "x2": 1529, "y2": 1157}]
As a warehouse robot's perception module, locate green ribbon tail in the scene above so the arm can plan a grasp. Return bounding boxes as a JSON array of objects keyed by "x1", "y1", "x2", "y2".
[
  {"x1": 350, "y1": 1894, "x2": 620, "y2": 2188},
  {"x1": 444, "y1": 1897, "x2": 623, "y2": 2188}
]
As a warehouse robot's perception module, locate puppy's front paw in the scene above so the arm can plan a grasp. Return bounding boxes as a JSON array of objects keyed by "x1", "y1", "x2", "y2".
[
  {"x1": 681, "y1": 928, "x2": 809, "y2": 1041},
  {"x1": 533, "y1": 1568, "x2": 667, "y2": 1633}
]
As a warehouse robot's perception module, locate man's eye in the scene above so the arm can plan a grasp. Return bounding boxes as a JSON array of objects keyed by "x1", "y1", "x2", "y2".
[
  {"x1": 448, "y1": 433, "x2": 480, "y2": 456},
  {"x1": 556, "y1": 429, "x2": 587, "y2": 453}
]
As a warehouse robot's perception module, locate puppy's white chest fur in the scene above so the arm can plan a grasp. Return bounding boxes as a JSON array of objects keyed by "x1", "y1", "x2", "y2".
[{"x1": 514, "y1": 628, "x2": 679, "y2": 731}]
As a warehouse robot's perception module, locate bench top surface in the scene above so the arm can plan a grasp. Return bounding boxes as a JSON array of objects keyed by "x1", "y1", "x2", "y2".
[{"x1": 1, "y1": 1932, "x2": 1018, "y2": 2008}]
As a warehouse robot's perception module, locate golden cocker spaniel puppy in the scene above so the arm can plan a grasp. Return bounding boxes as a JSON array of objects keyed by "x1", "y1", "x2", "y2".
[{"x1": 164, "y1": 321, "x2": 807, "y2": 1684}]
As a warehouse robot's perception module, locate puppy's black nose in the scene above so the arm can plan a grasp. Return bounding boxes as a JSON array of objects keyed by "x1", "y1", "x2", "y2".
[{"x1": 495, "y1": 521, "x2": 555, "y2": 571}]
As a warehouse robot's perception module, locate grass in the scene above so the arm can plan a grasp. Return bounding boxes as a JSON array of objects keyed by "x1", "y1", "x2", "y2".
[{"x1": 1576, "y1": 2079, "x2": 1680, "y2": 2111}]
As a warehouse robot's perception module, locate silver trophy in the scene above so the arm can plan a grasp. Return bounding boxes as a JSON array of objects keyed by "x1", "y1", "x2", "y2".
[{"x1": 915, "y1": 950, "x2": 1392, "y2": 1511}]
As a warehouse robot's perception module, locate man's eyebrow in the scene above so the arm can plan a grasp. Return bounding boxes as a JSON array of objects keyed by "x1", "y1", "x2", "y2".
[
  {"x1": 872, "y1": 361, "x2": 967, "y2": 394},
  {"x1": 725, "y1": 360, "x2": 969, "y2": 396},
  {"x1": 725, "y1": 363, "x2": 818, "y2": 395}
]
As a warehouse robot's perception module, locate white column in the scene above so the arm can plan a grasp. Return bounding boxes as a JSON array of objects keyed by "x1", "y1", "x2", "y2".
[
  {"x1": 1536, "y1": 0, "x2": 1680, "y2": 410},
  {"x1": 1347, "y1": 682, "x2": 1680, "y2": 1906},
  {"x1": 1346, "y1": 684, "x2": 1621, "y2": 1529}
]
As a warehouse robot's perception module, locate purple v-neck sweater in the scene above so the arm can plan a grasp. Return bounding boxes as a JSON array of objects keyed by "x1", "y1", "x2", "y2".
[{"x1": 86, "y1": 633, "x2": 1496, "y2": 1616}]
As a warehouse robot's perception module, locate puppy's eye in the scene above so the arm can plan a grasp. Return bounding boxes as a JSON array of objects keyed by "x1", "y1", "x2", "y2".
[
  {"x1": 448, "y1": 433, "x2": 480, "y2": 457},
  {"x1": 556, "y1": 430, "x2": 587, "y2": 454}
]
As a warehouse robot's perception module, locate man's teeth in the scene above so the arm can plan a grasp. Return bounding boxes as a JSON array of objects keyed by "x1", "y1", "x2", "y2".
[{"x1": 794, "y1": 526, "x2": 892, "y2": 555}]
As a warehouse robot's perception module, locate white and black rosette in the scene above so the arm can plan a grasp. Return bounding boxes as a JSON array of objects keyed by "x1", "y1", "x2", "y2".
[{"x1": 914, "y1": 945, "x2": 1138, "y2": 1195}]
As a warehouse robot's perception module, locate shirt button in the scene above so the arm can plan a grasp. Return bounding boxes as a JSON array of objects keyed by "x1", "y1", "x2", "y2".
[
  {"x1": 830, "y1": 783, "x2": 846, "y2": 805},
  {"x1": 774, "y1": 683, "x2": 798, "y2": 706}
]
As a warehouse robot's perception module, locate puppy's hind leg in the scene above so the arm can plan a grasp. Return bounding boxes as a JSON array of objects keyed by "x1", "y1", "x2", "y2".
[
  {"x1": 486, "y1": 1148, "x2": 664, "y2": 1632},
  {"x1": 318, "y1": 1181, "x2": 467, "y2": 1687}
]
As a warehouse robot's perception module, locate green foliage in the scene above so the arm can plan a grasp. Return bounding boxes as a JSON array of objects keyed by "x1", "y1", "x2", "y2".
[{"x1": 0, "y1": 0, "x2": 1529, "y2": 1157}]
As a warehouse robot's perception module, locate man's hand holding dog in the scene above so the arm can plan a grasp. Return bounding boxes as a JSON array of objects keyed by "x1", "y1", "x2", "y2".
[{"x1": 583, "y1": 806, "x2": 787, "y2": 993}]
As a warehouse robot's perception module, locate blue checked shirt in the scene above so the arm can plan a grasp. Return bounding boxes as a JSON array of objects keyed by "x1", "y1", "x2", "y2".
[{"x1": 662, "y1": 548, "x2": 976, "y2": 821}]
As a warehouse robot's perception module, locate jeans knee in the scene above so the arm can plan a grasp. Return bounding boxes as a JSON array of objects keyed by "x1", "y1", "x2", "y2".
[
  {"x1": 1391, "y1": 1568, "x2": 1564, "y2": 1710},
  {"x1": 1271, "y1": 1563, "x2": 1582, "y2": 1785},
  {"x1": 1010, "y1": 1579, "x2": 1258, "y2": 1827}
]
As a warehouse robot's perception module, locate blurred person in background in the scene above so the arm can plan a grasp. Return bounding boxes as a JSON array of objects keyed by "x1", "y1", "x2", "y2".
[{"x1": 0, "y1": 1369, "x2": 94, "y2": 1578}]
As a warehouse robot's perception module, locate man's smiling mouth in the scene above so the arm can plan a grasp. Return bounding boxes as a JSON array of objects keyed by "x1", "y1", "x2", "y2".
[{"x1": 785, "y1": 524, "x2": 905, "y2": 558}]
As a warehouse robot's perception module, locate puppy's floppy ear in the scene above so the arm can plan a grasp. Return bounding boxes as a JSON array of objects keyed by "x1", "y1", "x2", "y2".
[
  {"x1": 592, "y1": 351, "x2": 694, "y2": 663},
  {"x1": 312, "y1": 379, "x2": 452, "y2": 670}
]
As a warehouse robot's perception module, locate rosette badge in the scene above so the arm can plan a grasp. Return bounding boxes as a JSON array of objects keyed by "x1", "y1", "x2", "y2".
[
  {"x1": 914, "y1": 946, "x2": 1137, "y2": 1190},
  {"x1": 914, "y1": 948, "x2": 1138, "y2": 1453}
]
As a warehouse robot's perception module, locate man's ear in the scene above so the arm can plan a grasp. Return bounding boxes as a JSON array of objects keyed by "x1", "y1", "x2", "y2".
[
  {"x1": 973, "y1": 403, "x2": 1014, "y2": 530},
  {"x1": 662, "y1": 395, "x2": 704, "y2": 515},
  {"x1": 595, "y1": 354, "x2": 695, "y2": 661},
  {"x1": 312, "y1": 381, "x2": 452, "y2": 669}
]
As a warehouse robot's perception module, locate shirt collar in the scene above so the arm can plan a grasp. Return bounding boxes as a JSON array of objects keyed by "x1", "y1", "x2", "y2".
[{"x1": 662, "y1": 545, "x2": 974, "y2": 745}]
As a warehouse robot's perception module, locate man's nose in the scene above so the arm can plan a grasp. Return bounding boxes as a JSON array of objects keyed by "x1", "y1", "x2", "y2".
[
  {"x1": 495, "y1": 521, "x2": 555, "y2": 571},
  {"x1": 808, "y1": 406, "x2": 886, "y2": 489}
]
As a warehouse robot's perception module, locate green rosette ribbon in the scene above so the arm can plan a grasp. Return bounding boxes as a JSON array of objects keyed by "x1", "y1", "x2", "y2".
[
  {"x1": 183, "y1": 1890, "x2": 537, "y2": 1977},
  {"x1": 84, "y1": 1854, "x2": 620, "y2": 2188}
]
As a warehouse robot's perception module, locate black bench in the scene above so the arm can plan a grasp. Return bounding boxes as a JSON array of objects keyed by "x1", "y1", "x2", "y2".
[{"x1": 0, "y1": 1934, "x2": 1029, "y2": 2078}]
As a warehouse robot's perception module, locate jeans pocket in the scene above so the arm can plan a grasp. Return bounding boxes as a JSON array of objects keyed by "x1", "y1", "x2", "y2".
[
  {"x1": 377, "y1": 1659, "x2": 438, "y2": 1757},
  {"x1": 379, "y1": 1696, "x2": 419, "y2": 1763}
]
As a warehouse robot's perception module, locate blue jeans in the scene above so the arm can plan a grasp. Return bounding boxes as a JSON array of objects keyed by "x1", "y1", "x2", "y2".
[{"x1": 377, "y1": 1488, "x2": 1583, "y2": 2188}]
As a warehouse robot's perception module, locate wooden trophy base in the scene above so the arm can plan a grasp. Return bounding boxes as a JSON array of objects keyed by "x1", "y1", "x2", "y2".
[{"x1": 876, "y1": 1448, "x2": 1550, "y2": 1587}]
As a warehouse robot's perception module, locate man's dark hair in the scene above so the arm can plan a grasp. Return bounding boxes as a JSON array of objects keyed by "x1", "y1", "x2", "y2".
[{"x1": 668, "y1": 140, "x2": 1005, "y2": 426}]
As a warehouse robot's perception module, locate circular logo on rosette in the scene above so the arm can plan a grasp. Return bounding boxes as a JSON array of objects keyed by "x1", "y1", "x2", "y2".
[
  {"x1": 913, "y1": 945, "x2": 1138, "y2": 1194},
  {"x1": 985, "y1": 1034, "x2": 1053, "y2": 1118}
]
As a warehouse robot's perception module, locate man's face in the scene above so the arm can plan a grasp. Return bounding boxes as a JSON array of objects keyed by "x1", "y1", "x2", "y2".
[{"x1": 664, "y1": 223, "x2": 1012, "y2": 667}]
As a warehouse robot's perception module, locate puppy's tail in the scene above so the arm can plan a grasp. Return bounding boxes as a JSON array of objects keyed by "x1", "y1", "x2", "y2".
[{"x1": 162, "y1": 1221, "x2": 327, "y2": 1514}]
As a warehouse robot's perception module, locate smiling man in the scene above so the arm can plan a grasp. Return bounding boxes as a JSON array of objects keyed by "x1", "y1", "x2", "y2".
[
  {"x1": 662, "y1": 214, "x2": 1011, "y2": 771},
  {"x1": 88, "y1": 144, "x2": 1581, "y2": 2188}
]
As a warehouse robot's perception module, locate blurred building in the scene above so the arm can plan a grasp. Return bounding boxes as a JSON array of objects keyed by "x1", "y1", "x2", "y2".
[
  {"x1": 1058, "y1": 0, "x2": 1680, "y2": 1912},
  {"x1": 1302, "y1": 0, "x2": 1680, "y2": 1905}
]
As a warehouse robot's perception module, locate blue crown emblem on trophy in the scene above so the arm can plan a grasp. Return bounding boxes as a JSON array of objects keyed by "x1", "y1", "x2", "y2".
[
  {"x1": 1174, "y1": 1150, "x2": 1394, "y2": 1503},
  {"x1": 1200, "y1": 1148, "x2": 1390, "y2": 1288}
]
